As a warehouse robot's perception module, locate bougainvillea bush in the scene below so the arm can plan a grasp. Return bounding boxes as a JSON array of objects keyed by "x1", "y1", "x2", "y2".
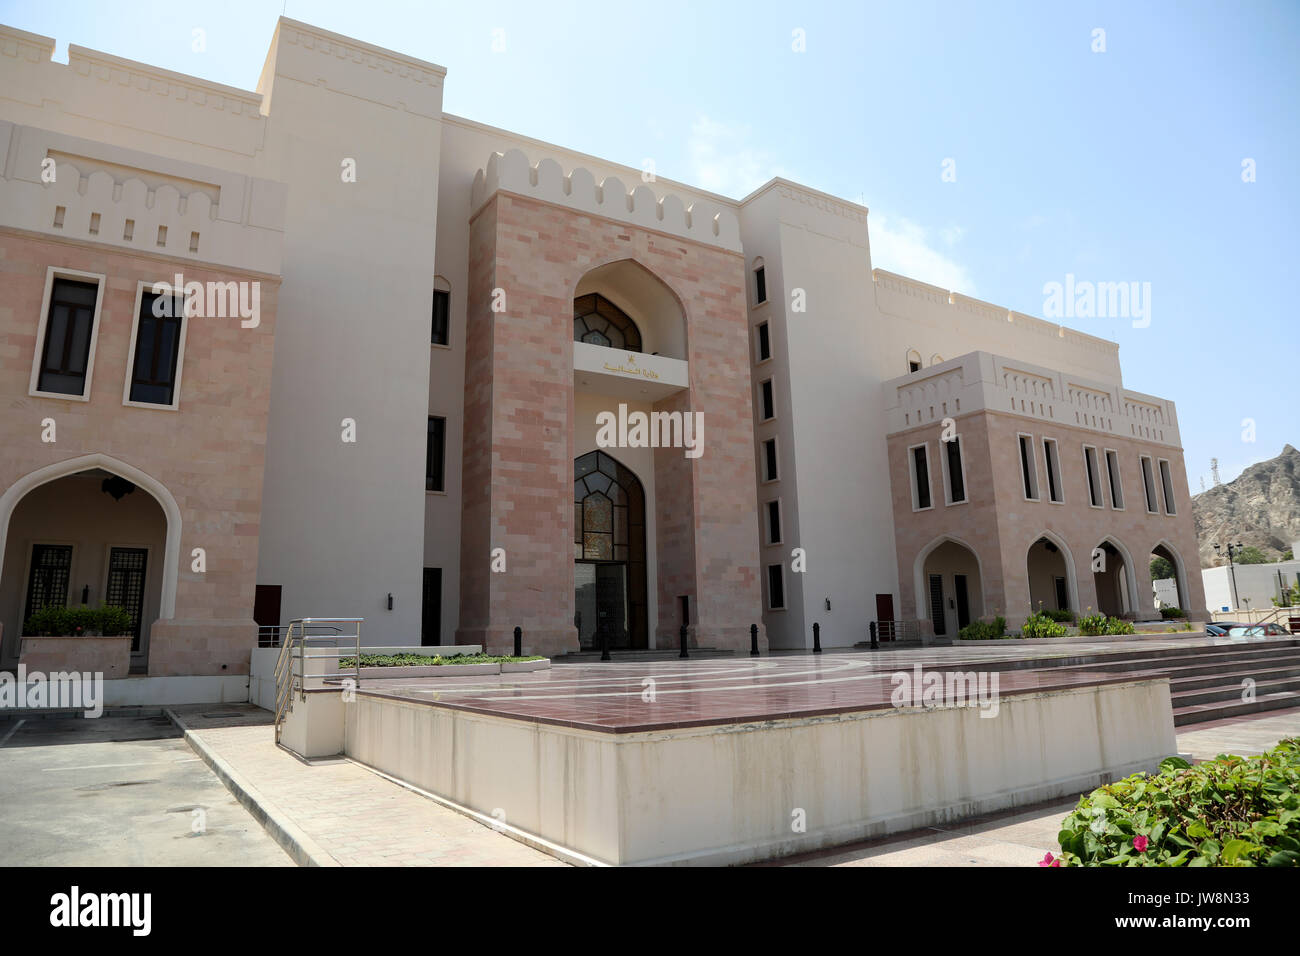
[{"x1": 1053, "y1": 739, "x2": 1300, "y2": 866}]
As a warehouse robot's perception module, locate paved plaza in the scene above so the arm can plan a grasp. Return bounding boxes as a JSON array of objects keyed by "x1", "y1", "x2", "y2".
[
  {"x1": 354, "y1": 634, "x2": 1286, "y2": 732},
  {"x1": 0, "y1": 713, "x2": 292, "y2": 866}
]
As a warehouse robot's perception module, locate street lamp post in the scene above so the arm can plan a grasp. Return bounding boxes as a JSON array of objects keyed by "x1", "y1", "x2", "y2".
[{"x1": 1213, "y1": 541, "x2": 1245, "y2": 613}]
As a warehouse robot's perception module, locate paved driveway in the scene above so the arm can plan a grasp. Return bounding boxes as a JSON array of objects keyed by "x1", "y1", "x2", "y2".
[{"x1": 0, "y1": 712, "x2": 292, "y2": 866}]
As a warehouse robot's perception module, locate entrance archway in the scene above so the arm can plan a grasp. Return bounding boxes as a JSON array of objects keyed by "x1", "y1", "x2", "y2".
[
  {"x1": 574, "y1": 451, "x2": 647, "y2": 650},
  {"x1": 0, "y1": 454, "x2": 178, "y2": 669},
  {"x1": 914, "y1": 535, "x2": 984, "y2": 637},
  {"x1": 1027, "y1": 533, "x2": 1077, "y2": 614},
  {"x1": 1150, "y1": 540, "x2": 1189, "y2": 613},
  {"x1": 1092, "y1": 537, "x2": 1138, "y2": 618}
]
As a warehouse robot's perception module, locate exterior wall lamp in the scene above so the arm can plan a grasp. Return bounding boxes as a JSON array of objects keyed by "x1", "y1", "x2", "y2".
[{"x1": 387, "y1": 593, "x2": 394, "y2": 611}]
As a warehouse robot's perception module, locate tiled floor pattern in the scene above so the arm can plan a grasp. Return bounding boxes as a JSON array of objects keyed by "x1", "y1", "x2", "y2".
[{"x1": 357, "y1": 636, "x2": 1298, "y2": 732}]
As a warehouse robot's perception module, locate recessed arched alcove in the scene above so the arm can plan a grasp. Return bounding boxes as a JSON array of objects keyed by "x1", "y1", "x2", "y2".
[{"x1": 574, "y1": 259, "x2": 687, "y2": 360}]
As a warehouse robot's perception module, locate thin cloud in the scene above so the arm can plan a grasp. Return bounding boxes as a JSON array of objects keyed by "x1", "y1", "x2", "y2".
[
  {"x1": 871, "y1": 213, "x2": 977, "y2": 294},
  {"x1": 687, "y1": 115, "x2": 788, "y2": 197}
]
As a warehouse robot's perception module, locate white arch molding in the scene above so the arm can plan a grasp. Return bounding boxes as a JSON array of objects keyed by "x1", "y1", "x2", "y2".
[
  {"x1": 912, "y1": 533, "x2": 986, "y2": 623},
  {"x1": 1026, "y1": 530, "x2": 1080, "y2": 615},
  {"x1": 0, "y1": 453, "x2": 182, "y2": 619},
  {"x1": 1153, "y1": 538, "x2": 1191, "y2": 612},
  {"x1": 1094, "y1": 535, "x2": 1141, "y2": 616}
]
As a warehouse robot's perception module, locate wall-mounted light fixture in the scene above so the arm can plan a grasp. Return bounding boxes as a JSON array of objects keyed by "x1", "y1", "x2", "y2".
[
  {"x1": 387, "y1": 593, "x2": 394, "y2": 611},
  {"x1": 825, "y1": 597, "x2": 831, "y2": 611}
]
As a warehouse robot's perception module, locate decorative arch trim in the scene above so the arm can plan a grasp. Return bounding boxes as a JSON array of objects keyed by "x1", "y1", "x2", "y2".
[
  {"x1": 0, "y1": 454, "x2": 181, "y2": 619},
  {"x1": 913, "y1": 533, "x2": 986, "y2": 622}
]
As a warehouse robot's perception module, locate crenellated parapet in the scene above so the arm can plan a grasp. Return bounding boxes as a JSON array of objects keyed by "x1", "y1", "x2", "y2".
[
  {"x1": 883, "y1": 351, "x2": 1181, "y2": 448},
  {"x1": 471, "y1": 148, "x2": 742, "y2": 253},
  {"x1": 0, "y1": 121, "x2": 285, "y2": 276}
]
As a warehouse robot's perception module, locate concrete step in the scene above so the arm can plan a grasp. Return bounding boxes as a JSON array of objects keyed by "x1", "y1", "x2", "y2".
[
  {"x1": 1173, "y1": 690, "x2": 1300, "y2": 725},
  {"x1": 1171, "y1": 674, "x2": 1300, "y2": 709},
  {"x1": 1067, "y1": 650, "x2": 1300, "y2": 681},
  {"x1": 973, "y1": 638, "x2": 1300, "y2": 674},
  {"x1": 1168, "y1": 662, "x2": 1300, "y2": 692}
]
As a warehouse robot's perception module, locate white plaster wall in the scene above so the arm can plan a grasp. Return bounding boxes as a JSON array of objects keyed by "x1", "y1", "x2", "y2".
[
  {"x1": 872, "y1": 272, "x2": 1124, "y2": 385},
  {"x1": 1201, "y1": 560, "x2": 1300, "y2": 613},
  {"x1": 738, "y1": 182, "x2": 894, "y2": 648},
  {"x1": 252, "y1": 21, "x2": 445, "y2": 646},
  {"x1": 736, "y1": 188, "x2": 807, "y2": 648}
]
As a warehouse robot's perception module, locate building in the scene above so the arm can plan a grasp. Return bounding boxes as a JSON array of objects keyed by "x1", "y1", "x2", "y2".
[
  {"x1": 0, "y1": 18, "x2": 1207, "y2": 701},
  {"x1": 1202, "y1": 558, "x2": 1300, "y2": 614}
]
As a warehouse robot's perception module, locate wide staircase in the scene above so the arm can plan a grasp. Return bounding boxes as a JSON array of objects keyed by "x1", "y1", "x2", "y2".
[{"x1": 989, "y1": 638, "x2": 1300, "y2": 726}]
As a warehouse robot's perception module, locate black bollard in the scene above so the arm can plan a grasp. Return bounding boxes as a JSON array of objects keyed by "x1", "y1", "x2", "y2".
[
  {"x1": 750, "y1": 623, "x2": 759, "y2": 656},
  {"x1": 679, "y1": 624, "x2": 689, "y2": 659},
  {"x1": 513, "y1": 625, "x2": 522, "y2": 657},
  {"x1": 600, "y1": 626, "x2": 611, "y2": 662},
  {"x1": 870, "y1": 620, "x2": 879, "y2": 650},
  {"x1": 813, "y1": 621, "x2": 822, "y2": 653}
]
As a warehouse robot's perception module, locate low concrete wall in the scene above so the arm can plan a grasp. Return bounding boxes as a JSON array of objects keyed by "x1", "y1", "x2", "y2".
[
  {"x1": 249, "y1": 644, "x2": 494, "y2": 710},
  {"x1": 278, "y1": 689, "x2": 347, "y2": 758},
  {"x1": 19, "y1": 635, "x2": 131, "y2": 678},
  {"x1": 101, "y1": 675, "x2": 249, "y2": 706},
  {"x1": 341, "y1": 678, "x2": 1177, "y2": 865}
]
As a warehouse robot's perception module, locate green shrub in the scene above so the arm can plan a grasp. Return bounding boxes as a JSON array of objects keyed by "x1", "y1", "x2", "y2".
[
  {"x1": 1159, "y1": 606, "x2": 1187, "y2": 619},
  {"x1": 958, "y1": 616, "x2": 1007, "y2": 640},
  {"x1": 1054, "y1": 739, "x2": 1300, "y2": 866},
  {"x1": 1078, "y1": 612, "x2": 1136, "y2": 636},
  {"x1": 338, "y1": 652, "x2": 545, "y2": 667},
  {"x1": 1043, "y1": 608, "x2": 1075, "y2": 623},
  {"x1": 23, "y1": 604, "x2": 133, "y2": 636},
  {"x1": 1077, "y1": 612, "x2": 1108, "y2": 636},
  {"x1": 1021, "y1": 611, "x2": 1067, "y2": 639}
]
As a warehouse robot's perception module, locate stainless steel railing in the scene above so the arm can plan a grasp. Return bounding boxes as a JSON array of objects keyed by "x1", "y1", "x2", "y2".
[{"x1": 273, "y1": 617, "x2": 363, "y2": 743}]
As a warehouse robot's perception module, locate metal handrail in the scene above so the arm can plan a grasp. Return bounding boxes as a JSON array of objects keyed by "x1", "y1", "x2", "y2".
[{"x1": 273, "y1": 617, "x2": 364, "y2": 743}]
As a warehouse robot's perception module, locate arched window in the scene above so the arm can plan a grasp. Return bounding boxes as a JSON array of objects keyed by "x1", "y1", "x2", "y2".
[
  {"x1": 574, "y1": 451, "x2": 644, "y2": 561},
  {"x1": 906, "y1": 349, "x2": 922, "y2": 373},
  {"x1": 573, "y1": 451, "x2": 647, "y2": 650},
  {"x1": 574, "y1": 293, "x2": 642, "y2": 352}
]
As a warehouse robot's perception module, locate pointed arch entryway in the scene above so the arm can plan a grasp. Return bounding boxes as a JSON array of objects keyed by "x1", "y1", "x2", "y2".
[
  {"x1": 574, "y1": 450, "x2": 647, "y2": 650},
  {"x1": 0, "y1": 454, "x2": 181, "y2": 668}
]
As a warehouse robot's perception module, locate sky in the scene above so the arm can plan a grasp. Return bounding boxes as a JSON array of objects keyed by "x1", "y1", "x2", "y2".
[{"x1": 2, "y1": 0, "x2": 1296, "y2": 489}]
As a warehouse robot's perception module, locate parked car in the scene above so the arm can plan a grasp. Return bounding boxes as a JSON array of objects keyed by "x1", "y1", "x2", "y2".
[{"x1": 1209, "y1": 622, "x2": 1291, "y2": 637}]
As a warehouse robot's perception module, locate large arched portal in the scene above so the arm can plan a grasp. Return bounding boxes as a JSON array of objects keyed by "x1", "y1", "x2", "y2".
[
  {"x1": 0, "y1": 462, "x2": 173, "y2": 671},
  {"x1": 915, "y1": 536, "x2": 984, "y2": 637},
  {"x1": 1150, "y1": 540, "x2": 1190, "y2": 613},
  {"x1": 1027, "y1": 534, "x2": 1076, "y2": 614},
  {"x1": 1093, "y1": 538, "x2": 1137, "y2": 618},
  {"x1": 574, "y1": 451, "x2": 647, "y2": 650}
]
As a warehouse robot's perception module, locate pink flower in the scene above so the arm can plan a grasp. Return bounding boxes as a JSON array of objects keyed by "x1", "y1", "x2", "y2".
[
  {"x1": 1133, "y1": 835, "x2": 1149, "y2": 852},
  {"x1": 1038, "y1": 852, "x2": 1061, "y2": 867}
]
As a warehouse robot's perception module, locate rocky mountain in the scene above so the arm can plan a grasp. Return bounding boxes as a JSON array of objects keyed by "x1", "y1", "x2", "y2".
[{"x1": 1192, "y1": 445, "x2": 1300, "y2": 568}]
